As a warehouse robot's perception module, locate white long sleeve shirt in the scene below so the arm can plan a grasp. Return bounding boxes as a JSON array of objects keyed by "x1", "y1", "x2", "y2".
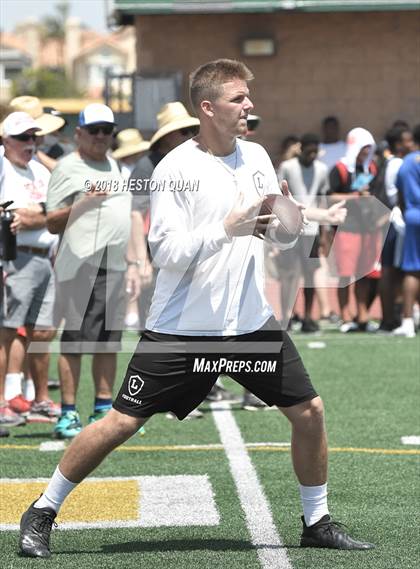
[{"x1": 146, "y1": 138, "x2": 295, "y2": 336}]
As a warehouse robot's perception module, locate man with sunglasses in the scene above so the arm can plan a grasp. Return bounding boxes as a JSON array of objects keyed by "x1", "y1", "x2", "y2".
[
  {"x1": 0, "y1": 111, "x2": 58, "y2": 424},
  {"x1": 45, "y1": 103, "x2": 141, "y2": 440}
]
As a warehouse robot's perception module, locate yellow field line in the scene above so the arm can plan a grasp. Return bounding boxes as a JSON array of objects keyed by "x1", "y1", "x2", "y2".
[
  {"x1": 249, "y1": 446, "x2": 420, "y2": 455},
  {"x1": 0, "y1": 444, "x2": 36, "y2": 450},
  {"x1": 0, "y1": 444, "x2": 419, "y2": 455}
]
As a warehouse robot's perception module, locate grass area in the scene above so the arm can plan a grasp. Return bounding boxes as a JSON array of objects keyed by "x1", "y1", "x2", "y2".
[{"x1": 0, "y1": 331, "x2": 419, "y2": 569}]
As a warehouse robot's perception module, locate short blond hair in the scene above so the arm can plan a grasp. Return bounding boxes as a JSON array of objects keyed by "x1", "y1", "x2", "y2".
[{"x1": 189, "y1": 59, "x2": 254, "y2": 111}]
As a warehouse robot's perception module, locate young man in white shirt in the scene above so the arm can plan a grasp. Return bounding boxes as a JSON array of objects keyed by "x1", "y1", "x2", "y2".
[
  {"x1": 277, "y1": 133, "x2": 329, "y2": 332},
  {"x1": 19, "y1": 59, "x2": 374, "y2": 558}
]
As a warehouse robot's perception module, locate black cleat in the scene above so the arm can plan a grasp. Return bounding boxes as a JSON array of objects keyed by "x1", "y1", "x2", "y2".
[
  {"x1": 300, "y1": 515, "x2": 375, "y2": 550},
  {"x1": 19, "y1": 500, "x2": 57, "y2": 558}
]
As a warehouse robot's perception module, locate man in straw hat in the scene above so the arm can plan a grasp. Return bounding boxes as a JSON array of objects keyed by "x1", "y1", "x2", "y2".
[
  {"x1": 19, "y1": 60, "x2": 373, "y2": 558},
  {"x1": 130, "y1": 101, "x2": 199, "y2": 197},
  {"x1": 112, "y1": 128, "x2": 152, "y2": 330},
  {"x1": 0, "y1": 106, "x2": 27, "y2": 432},
  {"x1": 0, "y1": 111, "x2": 59, "y2": 426},
  {"x1": 9, "y1": 96, "x2": 66, "y2": 172},
  {"x1": 112, "y1": 128, "x2": 150, "y2": 179},
  {"x1": 40, "y1": 103, "x2": 143, "y2": 441}
]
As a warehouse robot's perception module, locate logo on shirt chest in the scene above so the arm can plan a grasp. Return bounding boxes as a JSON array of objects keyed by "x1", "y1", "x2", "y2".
[{"x1": 252, "y1": 171, "x2": 265, "y2": 196}]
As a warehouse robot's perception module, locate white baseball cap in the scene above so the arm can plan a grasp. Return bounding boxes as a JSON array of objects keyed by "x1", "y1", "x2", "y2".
[
  {"x1": 1, "y1": 111, "x2": 41, "y2": 137},
  {"x1": 79, "y1": 103, "x2": 115, "y2": 127}
]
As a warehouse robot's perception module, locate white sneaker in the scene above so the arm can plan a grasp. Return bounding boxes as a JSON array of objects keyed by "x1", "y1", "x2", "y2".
[
  {"x1": 339, "y1": 321, "x2": 358, "y2": 333},
  {"x1": 365, "y1": 321, "x2": 380, "y2": 333},
  {"x1": 393, "y1": 319, "x2": 416, "y2": 338}
]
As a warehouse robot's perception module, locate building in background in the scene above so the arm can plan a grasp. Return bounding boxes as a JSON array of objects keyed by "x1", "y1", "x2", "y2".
[
  {"x1": 113, "y1": 0, "x2": 420, "y2": 158},
  {"x1": 0, "y1": 19, "x2": 135, "y2": 101}
]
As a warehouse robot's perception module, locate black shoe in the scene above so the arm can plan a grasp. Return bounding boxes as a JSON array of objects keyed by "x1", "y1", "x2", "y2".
[
  {"x1": 300, "y1": 515, "x2": 375, "y2": 550},
  {"x1": 301, "y1": 319, "x2": 320, "y2": 333},
  {"x1": 19, "y1": 500, "x2": 57, "y2": 558}
]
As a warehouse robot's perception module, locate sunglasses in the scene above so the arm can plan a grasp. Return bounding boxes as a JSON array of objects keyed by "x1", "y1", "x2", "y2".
[
  {"x1": 179, "y1": 127, "x2": 198, "y2": 136},
  {"x1": 11, "y1": 133, "x2": 37, "y2": 142},
  {"x1": 84, "y1": 124, "x2": 114, "y2": 136}
]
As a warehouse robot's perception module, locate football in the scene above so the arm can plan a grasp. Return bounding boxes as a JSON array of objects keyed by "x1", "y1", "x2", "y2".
[{"x1": 260, "y1": 193, "x2": 303, "y2": 242}]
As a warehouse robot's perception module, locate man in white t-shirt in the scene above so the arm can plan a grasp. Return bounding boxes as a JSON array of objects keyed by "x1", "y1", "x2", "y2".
[
  {"x1": 20, "y1": 60, "x2": 374, "y2": 558},
  {"x1": 1, "y1": 145, "x2": 26, "y2": 430},
  {"x1": 318, "y1": 116, "x2": 347, "y2": 172},
  {"x1": 0, "y1": 112, "x2": 58, "y2": 424},
  {"x1": 277, "y1": 133, "x2": 329, "y2": 332}
]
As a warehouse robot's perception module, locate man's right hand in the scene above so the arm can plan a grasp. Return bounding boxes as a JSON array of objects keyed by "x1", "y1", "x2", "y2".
[
  {"x1": 223, "y1": 192, "x2": 276, "y2": 239},
  {"x1": 80, "y1": 185, "x2": 109, "y2": 211}
]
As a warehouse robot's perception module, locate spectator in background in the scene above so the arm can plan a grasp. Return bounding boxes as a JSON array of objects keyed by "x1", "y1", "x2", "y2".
[
  {"x1": 276, "y1": 134, "x2": 301, "y2": 169},
  {"x1": 0, "y1": 112, "x2": 58, "y2": 423},
  {"x1": 112, "y1": 128, "x2": 151, "y2": 329},
  {"x1": 9, "y1": 96, "x2": 66, "y2": 172},
  {"x1": 392, "y1": 119, "x2": 410, "y2": 130},
  {"x1": 0, "y1": 104, "x2": 19, "y2": 433},
  {"x1": 0, "y1": 197, "x2": 25, "y2": 429},
  {"x1": 277, "y1": 134, "x2": 329, "y2": 332},
  {"x1": 328, "y1": 127, "x2": 380, "y2": 332},
  {"x1": 46, "y1": 104, "x2": 141, "y2": 439},
  {"x1": 112, "y1": 128, "x2": 150, "y2": 180},
  {"x1": 318, "y1": 116, "x2": 347, "y2": 172},
  {"x1": 379, "y1": 125, "x2": 414, "y2": 332},
  {"x1": 39, "y1": 107, "x2": 73, "y2": 160},
  {"x1": 393, "y1": 124, "x2": 420, "y2": 338}
]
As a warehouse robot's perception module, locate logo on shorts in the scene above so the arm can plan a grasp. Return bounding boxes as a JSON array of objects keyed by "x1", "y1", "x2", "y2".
[{"x1": 128, "y1": 375, "x2": 144, "y2": 397}]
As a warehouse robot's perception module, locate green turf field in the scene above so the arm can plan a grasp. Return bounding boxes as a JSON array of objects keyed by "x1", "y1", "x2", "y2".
[{"x1": 0, "y1": 331, "x2": 419, "y2": 569}]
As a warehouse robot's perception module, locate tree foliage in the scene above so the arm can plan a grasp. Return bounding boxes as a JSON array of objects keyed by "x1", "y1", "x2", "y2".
[
  {"x1": 12, "y1": 68, "x2": 81, "y2": 98},
  {"x1": 41, "y1": 1, "x2": 70, "y2": 40}
]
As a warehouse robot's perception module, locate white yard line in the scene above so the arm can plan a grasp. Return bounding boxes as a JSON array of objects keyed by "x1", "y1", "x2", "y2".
[
  {"x1": 401, "y1": 436, "x2": 420, "y2": 445},
  {"x1": 210, "y1": 401, "x2": 293, "y2": 569},
  {"x1": 39, "y1": 441, "x2": 66, "y2": 452}
]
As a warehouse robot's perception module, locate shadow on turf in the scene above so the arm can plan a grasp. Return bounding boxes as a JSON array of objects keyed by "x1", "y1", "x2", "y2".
[{"x1": 55, "y1": 538, "x2": 300, "y2": 555}]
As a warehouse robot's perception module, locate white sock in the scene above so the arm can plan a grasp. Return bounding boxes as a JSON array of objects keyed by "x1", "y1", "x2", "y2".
[
  {"x1": 34, "y1": 466, "x2": 78, "y2": 513},
  {"x1": 23, "y1": 378, "x2": 35, "y2": 402},
  {"x1": 5, "y1": 373, "x2": 23, "y2": 400},
  {"x1": 299, "y1": 483, "x2": 329, "y2": 527}
]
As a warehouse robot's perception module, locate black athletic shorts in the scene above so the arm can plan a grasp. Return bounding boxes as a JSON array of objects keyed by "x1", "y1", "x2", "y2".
[{"x1": 113, "y1": 316, "x2": 317, "y2": 420}]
